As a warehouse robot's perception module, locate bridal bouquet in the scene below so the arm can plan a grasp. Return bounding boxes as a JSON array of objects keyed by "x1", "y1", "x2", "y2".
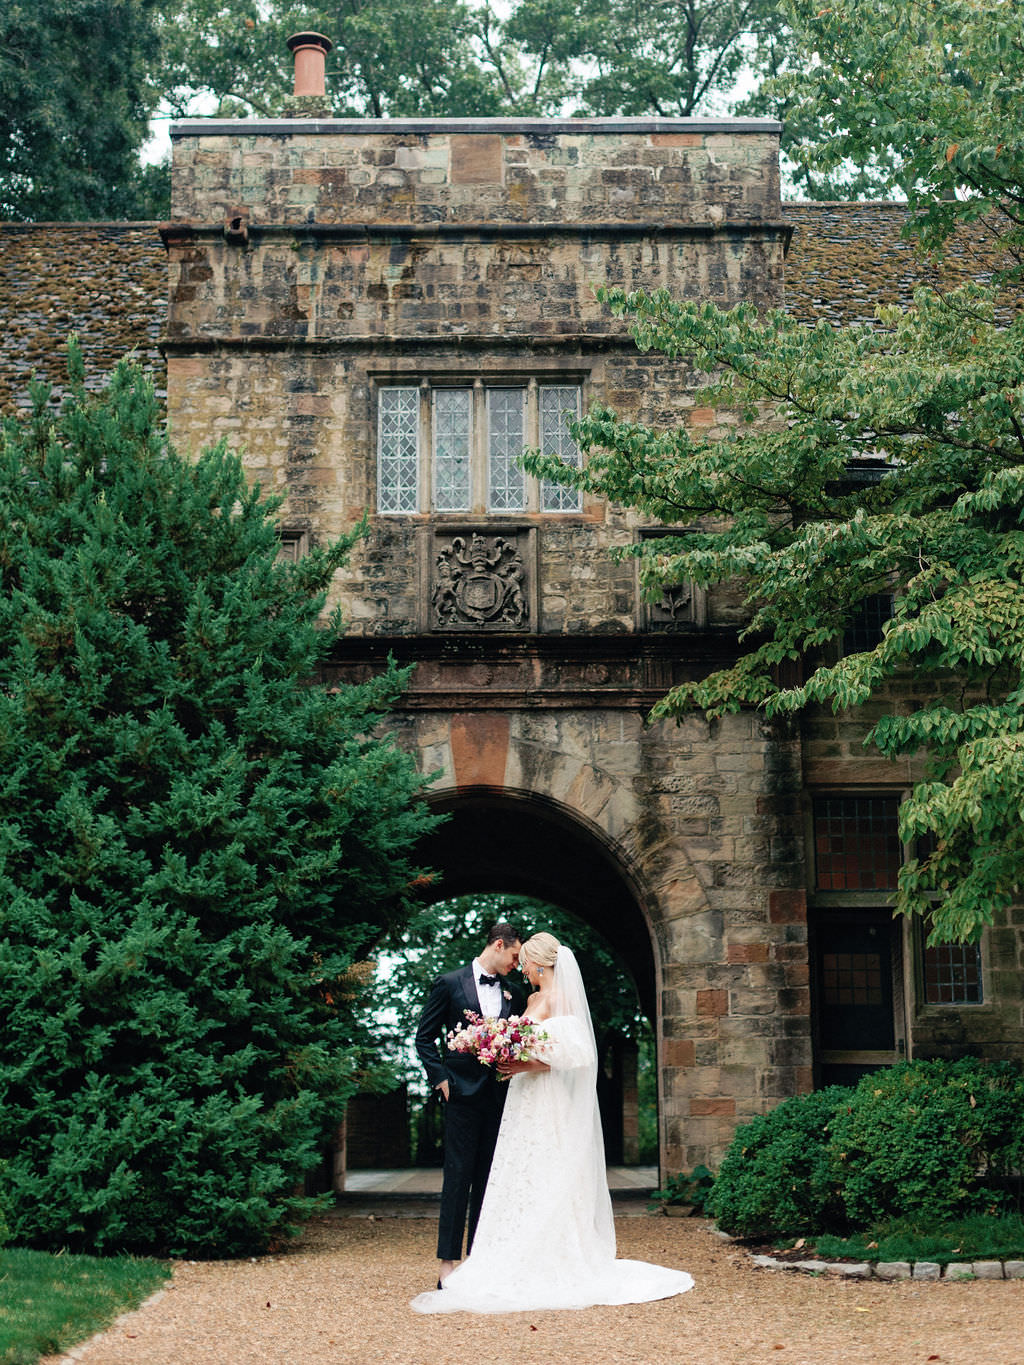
[{"x1": 447, "y1": 1012, "x2": 549, "y2": 1078}]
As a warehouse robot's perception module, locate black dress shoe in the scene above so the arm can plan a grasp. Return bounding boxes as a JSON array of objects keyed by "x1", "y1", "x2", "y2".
[{"x1": 436, "y1": 1278, "x2": 443, "y2": 1289}]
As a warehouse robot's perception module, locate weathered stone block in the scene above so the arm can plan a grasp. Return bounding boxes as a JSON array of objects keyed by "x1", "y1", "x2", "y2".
[
  {"x1": 912, "y1": 1262, "x2": 941, "y2": 1280},
  {"x1": 971, "y1": 1261, "x2": 1005, "y2": 1279},
  {"x1": 696, "y1": 989, "x2": 729, "y2": 1017},
  {"x1": 943, "y1": 1262, "x2": 975, "y2": 1280}
]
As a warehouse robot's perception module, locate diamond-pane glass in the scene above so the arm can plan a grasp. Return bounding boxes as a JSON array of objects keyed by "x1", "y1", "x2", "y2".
[
  {"x1": 433, "y1": 388, "x2": 472, "y2": 511},
  {"x1": 540, "y1": 386, "x2": 582, "y2": 512},
  {"x1": 487, "y1": 388, "x2": 526, "y2": 511},
  {"x1": 377, "y1": 387, "x2": 419, "y2": 513}
]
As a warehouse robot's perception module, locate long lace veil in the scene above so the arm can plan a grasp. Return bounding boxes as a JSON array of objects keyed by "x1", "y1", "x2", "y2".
[
  {"x1": 550, "y1": 944, "x2": 598, "y2": 1076},
  {"x1": 547, "y1": 943, "x2": 614, "y2": 1252}
]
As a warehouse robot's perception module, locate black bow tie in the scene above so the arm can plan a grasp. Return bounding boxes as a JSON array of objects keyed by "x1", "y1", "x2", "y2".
[{"x1": 478, "y1": 973, "x2": 500, "y2": 987}]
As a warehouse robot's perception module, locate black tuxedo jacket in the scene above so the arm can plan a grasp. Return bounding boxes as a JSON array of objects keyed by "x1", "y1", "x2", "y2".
[{"x1": 415, "y1": 963, "x2": 526, "y2": 1101}]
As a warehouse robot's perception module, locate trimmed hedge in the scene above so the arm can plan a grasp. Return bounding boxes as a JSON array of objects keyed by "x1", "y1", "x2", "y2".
[
  {"x1": 710, "y1": 1059, "x2": 1024, "y2": 1239},
  {"x1": 830, "y1": 1059, "x2": 1024, "y2": 1227},
  {"x1": 707, "y1": 1086, "x2": 849, "y2": 1238}
]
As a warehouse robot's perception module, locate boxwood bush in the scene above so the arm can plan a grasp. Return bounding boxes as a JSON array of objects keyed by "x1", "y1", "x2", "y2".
[
  {"x1": 830, "y1": 1059, "x2": 1024, "y2": 1227},
  {"x1": 710, "y1": 1059, "x2": 1024, "y2": 1239},
  {"x1": 707, "y1": 1086, "x2": 850, "y2": 1238}
]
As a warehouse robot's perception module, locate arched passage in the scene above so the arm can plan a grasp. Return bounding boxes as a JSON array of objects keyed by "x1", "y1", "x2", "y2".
[
  {"x1": 416, "y1": 785, "x2": 660, "y2": 1168},
  {"x1": 421, "y1": 786, "x2": 658, "y2": 1027}
]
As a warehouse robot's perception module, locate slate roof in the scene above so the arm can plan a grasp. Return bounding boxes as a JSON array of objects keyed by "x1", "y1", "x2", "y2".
[
  {"x1": 0, "y1": 222, "x2": 166, "y2": 416},
  {"x1": 782, "y1": 201, "x2": 1011, "y2": 327},
  {"x1": 0, "y1": 204, "x2": 1011, "y2": 416}
]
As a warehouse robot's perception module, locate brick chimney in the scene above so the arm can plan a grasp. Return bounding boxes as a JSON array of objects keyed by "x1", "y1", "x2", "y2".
[{"x1": 285, "y1": 32, "x2": 333, "y2": 115}]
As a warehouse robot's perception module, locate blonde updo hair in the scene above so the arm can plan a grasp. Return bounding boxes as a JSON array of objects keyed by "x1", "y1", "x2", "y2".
[{"x1": 520, "y1": 931, "x2": 560, "y2": 972}]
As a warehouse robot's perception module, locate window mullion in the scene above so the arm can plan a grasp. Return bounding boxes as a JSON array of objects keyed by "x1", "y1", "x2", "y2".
[
  {"x1": 419, "y1": 378, "x2": 431, "y2": 513},
  {"x1": 473, "y1": 379, "x2": 486, "y2": 515},
  {"x1": 526, "y1": 378, "x2": 539, "y2": 513}
]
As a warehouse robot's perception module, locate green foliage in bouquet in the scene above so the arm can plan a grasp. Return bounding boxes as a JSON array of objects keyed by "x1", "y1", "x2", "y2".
[
  {"x1": 0, "y1": 349, "x2": 436, "y2": 1255},
  {"x1": 707, "y1": 1087, "x2": 850, "y2": 1238}
]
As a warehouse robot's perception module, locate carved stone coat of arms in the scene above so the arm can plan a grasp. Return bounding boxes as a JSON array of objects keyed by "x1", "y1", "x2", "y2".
[{"x1": 430, "y1": 532, "x2": 529, "y2": 631}]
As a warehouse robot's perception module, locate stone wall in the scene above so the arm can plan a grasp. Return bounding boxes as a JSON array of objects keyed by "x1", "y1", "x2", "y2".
[
  {"x1": 169, "y1": 119, "x2": 781, "y2": 228},
  {"x1": 164, "y1": 120, "x2": 787, "y2": 643}
]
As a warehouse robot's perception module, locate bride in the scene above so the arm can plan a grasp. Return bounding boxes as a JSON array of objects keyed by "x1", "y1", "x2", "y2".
[{"x1": 410, "y1": 932, "x2": 695, "y2": 1313}]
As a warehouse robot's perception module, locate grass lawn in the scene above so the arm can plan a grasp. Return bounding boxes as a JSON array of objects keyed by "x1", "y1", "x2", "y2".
[
  {"x1": 0, "y1": 1247, "x2": 169, "y2": 1365},
  {"x1": 783, "y1": 1212, "x2": 1024, "y2": 1265}
]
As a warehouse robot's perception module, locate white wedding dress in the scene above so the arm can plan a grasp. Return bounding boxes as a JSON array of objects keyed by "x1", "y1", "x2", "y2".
[{"x1": 411, "y1": 947, "x2": 695, "y2": 1314}]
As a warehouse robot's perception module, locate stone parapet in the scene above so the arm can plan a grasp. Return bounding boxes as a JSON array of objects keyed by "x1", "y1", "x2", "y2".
[{"x1": 170, "y1": 118, "x2": 782, "y2": 228}]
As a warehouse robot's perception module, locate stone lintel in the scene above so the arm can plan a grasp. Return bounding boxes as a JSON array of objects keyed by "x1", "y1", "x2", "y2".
[{"x1": 319, "y1": 633, "x2": 742, "y2": 710}]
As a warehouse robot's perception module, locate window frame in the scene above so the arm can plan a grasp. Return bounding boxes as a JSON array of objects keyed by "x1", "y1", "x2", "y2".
[{"x1": 375, "y1": 376, "x2": 584, "y2": 516}]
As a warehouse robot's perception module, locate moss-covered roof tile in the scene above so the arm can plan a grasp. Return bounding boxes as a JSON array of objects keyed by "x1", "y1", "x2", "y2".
[
  {"x1": 0, "y1": 206, "x2": 1014, "y2": 415},
  {"x1": 0, "y1": 223, "x2": 166, "y2": 416}
]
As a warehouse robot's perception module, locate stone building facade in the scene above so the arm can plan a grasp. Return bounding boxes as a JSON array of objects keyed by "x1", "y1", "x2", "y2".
[{"x1": 151, "y1": 115, "x2": 1024, "y2": 1175}]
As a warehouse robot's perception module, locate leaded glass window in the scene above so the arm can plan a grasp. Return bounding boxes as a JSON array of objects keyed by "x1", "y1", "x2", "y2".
[
  {"x1": 377, "y1": 387, "x2": 419, "y2": 514},
  {"x1": 922, "y1": 939, "x2": 983, "y2": 1005},
  {"x1": 376, "y1": 380, "x2": 583, "y2": 514},
  {"x1": 813, "y1": 796, "x2": 902, "y2": 891},
  {"x1": 843, "y1": 593, "x2": 894, "y2": 654},
  {"x1": 539, "y1": 386, "x2": 582, "y2": 512},
  {"x1": 487, "y1": 388, "x2": 526, "y2": 512},
  {"x1": 433, "y1": 388, "x2": 472, "y2": 512}
]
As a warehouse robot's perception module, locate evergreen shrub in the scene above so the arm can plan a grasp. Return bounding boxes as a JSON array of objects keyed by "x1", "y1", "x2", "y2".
[
  {"x1": 0, "y1": 352, "x2": 437, "y2": 1255},
  {"x1": 710, "y1": 1059, "x2": 1024, "y2": 1239},
  {"x1": 830, "y1": 1059, "x2": 1024, "y2": 1227},
  {"x1": 707, "y1": 1087, "x2": 850, "y2": 1238},
  {"x1": 0, "y1": 1162, "x2": 10, "y2": 1248}
]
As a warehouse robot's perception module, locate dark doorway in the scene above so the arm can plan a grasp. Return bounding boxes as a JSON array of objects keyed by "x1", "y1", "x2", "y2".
[{"x1": 813, "y1": 908, "x2": 901, "y2": 1088}]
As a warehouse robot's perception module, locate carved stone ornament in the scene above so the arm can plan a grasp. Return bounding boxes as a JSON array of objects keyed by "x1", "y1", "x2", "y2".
[
  {"x1": 430, "y1": 531, "x2": 529, "y2": 631},
  {"x1": 639, "y1": 528, "x2": 707, "y2": 630},
  {"x1": 653, "y1": 582, "x2": 693, "y2": 620}
]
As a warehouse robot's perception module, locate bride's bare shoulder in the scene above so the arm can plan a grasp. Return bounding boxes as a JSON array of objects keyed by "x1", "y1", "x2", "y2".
[{"x1": 524, "y1": 991, "x2": 549, "y2": 1020}]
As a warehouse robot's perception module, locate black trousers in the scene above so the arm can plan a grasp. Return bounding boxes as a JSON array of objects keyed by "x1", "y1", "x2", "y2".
[{"x1": 436, "y1": 1092, "x2": 503, "y2": 1260}]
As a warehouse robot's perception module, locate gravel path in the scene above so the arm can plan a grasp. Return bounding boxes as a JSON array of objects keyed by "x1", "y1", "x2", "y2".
[{"x1": 46, "y1": 1209, "x2": 1024, "y2": 1365}]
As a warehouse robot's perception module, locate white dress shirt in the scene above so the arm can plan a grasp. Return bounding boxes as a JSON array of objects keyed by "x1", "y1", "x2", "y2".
[{"x1": 472, "y1": 958, "x2": 502, "y2": 1017}]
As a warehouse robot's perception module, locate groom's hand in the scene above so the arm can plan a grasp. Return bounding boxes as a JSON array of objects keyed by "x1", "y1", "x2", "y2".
[{"x1": 436, "y1": 1080, "x2": 450, "y2": 1102}]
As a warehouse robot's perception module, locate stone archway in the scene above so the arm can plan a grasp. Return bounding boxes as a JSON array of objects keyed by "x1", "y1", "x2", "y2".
[
  {"x1": 422, "y1": 785, "x2": 658, "y2": 1023},
  {"x1": 419, "y1": 785, "x2": 659, "y2": 1166},
  {"x1": 339, "y1": 699, "x2": 812, "y2": 1176}
]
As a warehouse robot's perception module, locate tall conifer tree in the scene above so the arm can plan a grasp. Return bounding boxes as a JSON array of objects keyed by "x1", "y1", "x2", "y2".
[{"x1": 0, "y1": 350, "x2": 435, "y2": 1254}]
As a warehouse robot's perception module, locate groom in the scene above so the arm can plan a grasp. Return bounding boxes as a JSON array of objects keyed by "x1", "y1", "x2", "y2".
[{"x1": 415, "y1": 920, "x2": 525, "y2": 1282}]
